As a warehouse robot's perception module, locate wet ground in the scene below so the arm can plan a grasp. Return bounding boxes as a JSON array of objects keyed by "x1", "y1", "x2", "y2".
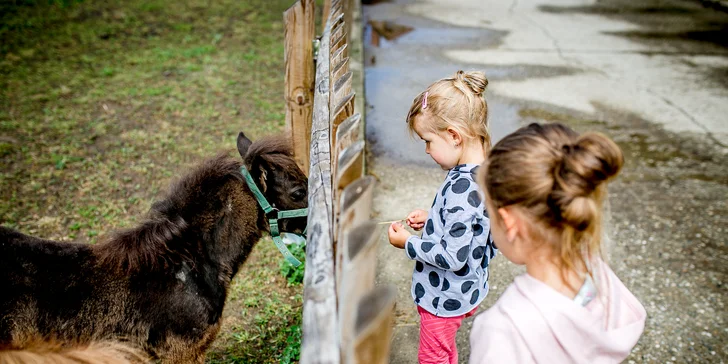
[{"x1": 362, "y1": 0, "x2": 727, "y2": 362}]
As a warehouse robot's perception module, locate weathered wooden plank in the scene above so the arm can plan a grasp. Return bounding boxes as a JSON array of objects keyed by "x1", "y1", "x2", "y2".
[
  {"x1": 301, "y1": 18, "x2": 339, "y2": 364},
  {"x1": 331, "y1": 21, "x2": 345, "y2": 46},
  {"x1": 337, "y1": 221, "x2": 379, "y2": 361},
  {"x1": 331, "y1": 56, "x2": 350, "y2": 82},
  {"x1": 332, "y1": 71, "x2": 353, "y2": 107},
  {"x1": 331, "y1": 3, "x2": 344, "y2": 20},
  {"x1": 330, "y1": 43, "x2": 348, "y2": 68},
  {"x1": 334, "y1": 176, "x2": 375, "y2": 284},
  {"x1": 284, "y1": 0, "x2": 315, "y2": 176},
  {"x1": 336, "y1": 140, "x2": 365, "y2": 203},
  {"x1": 331, "y1": 112, "x2": 360, "y2": 186},
  {"x1": 331, "y1": 33, "x2": 348, "y2": 58},
  {"x1": 350, "y1": 286, "x2": 398, "y2": 364},
  {"x1": 332, "y1": 93, "x2": 355, "y2": 132},
  {"x1": 334, "y1": 113, "x2": 361, "y2": 158},
  {"x1": 330, "y1": 12, "x2": 345, "y2": 31}
]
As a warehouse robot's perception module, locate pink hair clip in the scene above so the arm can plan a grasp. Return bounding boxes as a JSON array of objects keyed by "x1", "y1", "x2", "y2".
[{"x1": 422, "y1": 92, "x2": 429, "y2": 109}]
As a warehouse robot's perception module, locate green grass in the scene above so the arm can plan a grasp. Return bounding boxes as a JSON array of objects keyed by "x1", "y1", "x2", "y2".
[{"x1": 1, "y1": 0, "x2": 306, "y2": 362}]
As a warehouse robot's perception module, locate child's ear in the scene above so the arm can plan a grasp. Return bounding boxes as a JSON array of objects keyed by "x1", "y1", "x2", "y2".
[
  {"x1": 446, "y1": 127, "x2": 462, "y2": 146},
  {"x1": 498, "y1": 207, "x2": 518, "y2": 243}
]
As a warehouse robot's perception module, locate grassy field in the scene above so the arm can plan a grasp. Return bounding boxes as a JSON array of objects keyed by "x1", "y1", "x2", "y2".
[{"x1": 1, "y1": 0, "x2": 309, "y2": 362}]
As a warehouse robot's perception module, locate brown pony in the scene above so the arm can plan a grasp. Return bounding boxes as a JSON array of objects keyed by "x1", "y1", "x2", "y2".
[{"x1": 0, "y1": 132, "x2": 308, "y2": 363}]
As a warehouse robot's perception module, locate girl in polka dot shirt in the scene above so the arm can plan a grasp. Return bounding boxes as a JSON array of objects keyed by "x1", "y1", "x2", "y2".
[{"x1": 388, "y1": 70, "x2": 496, "y2": 364}]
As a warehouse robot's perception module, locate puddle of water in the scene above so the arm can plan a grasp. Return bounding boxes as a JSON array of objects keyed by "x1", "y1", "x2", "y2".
[{"x1": 368, "y1": 20, "x2": 414, "y2": 46}]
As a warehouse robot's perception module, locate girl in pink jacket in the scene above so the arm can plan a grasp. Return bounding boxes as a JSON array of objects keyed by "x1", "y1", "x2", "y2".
[{"x1": 470, "y1": 123, "x2": 646, "y2": 363}]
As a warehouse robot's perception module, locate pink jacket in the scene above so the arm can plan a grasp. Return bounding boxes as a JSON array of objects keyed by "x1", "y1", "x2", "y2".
[{"x1": 469, "y1": 261, "x2": 646, "y2": 363}]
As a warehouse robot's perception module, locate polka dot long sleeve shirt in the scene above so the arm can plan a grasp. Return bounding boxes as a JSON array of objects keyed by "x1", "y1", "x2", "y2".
[{"x1": 405, "y1": 164, "x2": 497, "y2": 317}]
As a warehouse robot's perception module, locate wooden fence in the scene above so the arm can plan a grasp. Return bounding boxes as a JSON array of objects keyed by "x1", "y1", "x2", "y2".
[{"x1": 284, "y1": 0, "x2": 396, "y2": 362}]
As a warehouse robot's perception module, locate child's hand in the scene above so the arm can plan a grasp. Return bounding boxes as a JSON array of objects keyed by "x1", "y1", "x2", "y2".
[
  {"x1": 388, "y1": 222, "x2": 411, "y2": 249},
  {"x1": 406, "y1": 209, "x2": 428, "y2": 231}
]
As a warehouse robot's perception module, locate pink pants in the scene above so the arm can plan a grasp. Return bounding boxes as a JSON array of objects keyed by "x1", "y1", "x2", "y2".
[{"x1": 417, "y1": 305, "x2": 478, "y2": 364}]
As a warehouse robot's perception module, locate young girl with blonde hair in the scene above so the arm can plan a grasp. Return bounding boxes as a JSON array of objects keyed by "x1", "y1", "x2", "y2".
[
  {"x1": 470, "y1": 122, "x2": 646, "y2": 363},
  {"x1": 388, "y1": 70, "x2": 496, "y2": 364}
]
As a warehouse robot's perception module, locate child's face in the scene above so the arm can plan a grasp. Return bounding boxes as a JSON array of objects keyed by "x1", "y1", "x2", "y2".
[{"x1": 413, "y1": 116, "x2": 460, "y2": 170}]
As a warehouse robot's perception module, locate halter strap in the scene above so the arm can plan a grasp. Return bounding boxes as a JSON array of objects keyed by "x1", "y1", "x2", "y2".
[{"x1": 240, "y1": 166, "x2": 306, "y2": 267}]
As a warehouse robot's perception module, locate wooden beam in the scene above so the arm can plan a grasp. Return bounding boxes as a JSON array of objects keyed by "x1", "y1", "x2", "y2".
[
  {"x1": 284, "y1": 0, "x2": 315, "y2": 176},
  {"x1": 338, "y1": 221, "x2": 379, "y2": 360},
  {"x1": 351, "y1": 286, "x2": 397, "y2": 364},
  {"x1": 301, "y1": 19, "x2": 339, "y2": 364},
  {"x1": 335, "y1": 177, "x2": 375, "y2": 286}
]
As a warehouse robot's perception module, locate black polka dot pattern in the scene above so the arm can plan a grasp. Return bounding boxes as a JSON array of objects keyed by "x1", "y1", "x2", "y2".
[
  {"x1": 472, "y1": 246, "x2": 484, "y2": 260},
  {"x1": 415, "y1": 283, "x2": 425, "y2": 303},
  {"x1": 416, "y1": 261, "x2": 424, "y2": 272},
  {"x1": 454, "y1": 264, "x2": 470, "y2": 277},
  {"x1": 435, "y1": 254, "x2": 450, "y2": 269},
  {"x1": 407, "y1": 242, "x2": 416, "y2": 258},
  {"x1": 441, "y1": 278, "x2": 450, "y2": 292},
  {"x1": 440, "y1": 238, "x2": 447, "y2": 249},
  {"x1": 450, "y1": 172, "x2": 460, "y2": 180},
  {"x1": 439, "y1": 208, "x2": 446, "y2": 226},
  {"x1": 447, "y1": 206, "x2": 464, "y2": 214},
  {"x1": 432, "y1": 297, "x2": 440, "y2": 309},
  {"x1": 429, "y1": 271, "x2": 440, "y2": 287},
  {"x1": 472, "y1": 223, "x2": 483, "y2": 236},
  {"x1": 457, "y1": 246, "x2": 469, "y2": 262},
  {"x1": 443, "y1": 299, "x2": 461, "y2": 311},
  {"x1": 470, "y1": 289, "x2": 480, "y2": 305},
  {"x1": 452, "y1": 179, "x2": 470, "y2": 194},
  {"x1": 468, "y1": 190, "x2": 481, "y2": 208},
  {"x1": 441, "y1": 181, "x2": 451, "y2": 196},
  {"x1": 461, "y1": 281, "x2": 474, "y2": 293},
  {"x1": 422, "y1": 241, "x2": 435, "y2": 253},
  {"x1": 426, "y1": 219, "x2": 434, "y2": 235},
  {"x1": 449, "y1": 222, "x2": 467, "y2": 237}
]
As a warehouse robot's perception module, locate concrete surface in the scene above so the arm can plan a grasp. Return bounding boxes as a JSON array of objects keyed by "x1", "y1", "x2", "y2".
[{"x1": 363, "y1": 0, "x2": 727, "y2": 363}]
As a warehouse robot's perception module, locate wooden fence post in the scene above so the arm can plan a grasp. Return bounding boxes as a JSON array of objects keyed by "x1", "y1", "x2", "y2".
[
  {"x1": 322, "y1": 0, "x2": 332, "y2": 32},
  {"x1": 284, "y1": 0, "x2": 315, "y2": 175}
]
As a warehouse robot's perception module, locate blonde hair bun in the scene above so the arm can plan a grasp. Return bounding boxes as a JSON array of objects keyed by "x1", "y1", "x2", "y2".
[
  {"x1": 457, "y1": 70, "x2": 488, "y2": 96},
  {"x1": 551, "y1": 132, "x2": 624, "y2": 232}
]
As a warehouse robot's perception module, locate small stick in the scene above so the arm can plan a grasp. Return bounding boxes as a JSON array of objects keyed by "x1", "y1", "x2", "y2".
[{"x1": 377, "y1": 219, "x2": 405, "y2": 225}]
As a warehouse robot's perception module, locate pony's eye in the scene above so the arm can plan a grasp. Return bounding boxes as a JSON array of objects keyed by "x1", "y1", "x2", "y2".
[{"x1": 291, "y1": 189, "x2": 306, "y2": 201}]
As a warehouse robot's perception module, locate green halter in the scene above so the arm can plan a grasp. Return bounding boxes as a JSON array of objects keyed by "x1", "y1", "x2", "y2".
[{"x1": 240, "y1": 165, "x2": 307, "y2": 267}]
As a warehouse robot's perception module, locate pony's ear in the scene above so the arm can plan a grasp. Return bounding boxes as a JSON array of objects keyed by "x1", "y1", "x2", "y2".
[{"x1": 237, "y1": 132, "x2": 253, "y2": 158}]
